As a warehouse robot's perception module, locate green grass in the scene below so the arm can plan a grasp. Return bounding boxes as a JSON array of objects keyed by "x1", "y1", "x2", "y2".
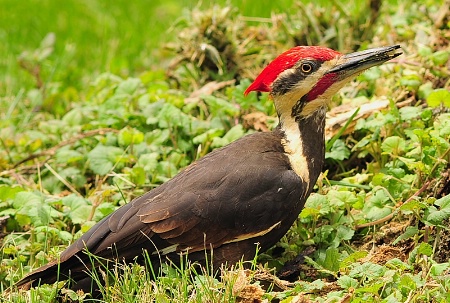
[
  {"x1": 0, "y1": 0, "x2": 301, "y2": 96},
  {"x1": 0, "y1": 0, "x2": 192, "y2": 94},
  {"x1": 0, "y1": 0, "x2": 395, "y2": 96}
]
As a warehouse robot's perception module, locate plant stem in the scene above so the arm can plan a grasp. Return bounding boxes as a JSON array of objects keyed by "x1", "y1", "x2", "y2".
[{"x1": 355, "y1": 181, "x2": 431, "y2": 229}]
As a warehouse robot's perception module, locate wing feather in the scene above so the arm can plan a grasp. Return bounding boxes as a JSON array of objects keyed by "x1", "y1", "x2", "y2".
[{"x1": 15, "y1": 130, "x2": 308, "y2": 289}]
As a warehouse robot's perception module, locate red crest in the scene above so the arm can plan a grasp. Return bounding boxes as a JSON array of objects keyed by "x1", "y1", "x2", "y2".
[{"x1": 244, "y1": 46, "x2": 341, "y2": 95}]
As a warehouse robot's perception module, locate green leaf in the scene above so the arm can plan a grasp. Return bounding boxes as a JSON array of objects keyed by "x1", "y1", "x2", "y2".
[
  {"x1": 430, "y1": 262, "x2": 449, "y2": 276},
  {"x1": 156, "y1": 160, "x2": 178, "y2": 179},
  {"x1": 192, "y1": 128, "x2": 224, "y2": 145},
  {"x1": 354, "y1": 282, "x2": 384, "y2": 294},
  {"x1": 363, "y1": 189, "x2": 392, "y2": 220},
  {"x1": 87, "y1": 145, "x2": 125, "y2": 175},
  {"x1": 304, "y1": 256, "x2": 337, "y2": 278},
  {"x1": 12, "y1": 192, "x2": 42, "y2": 209},
  {"x1": 211, "y1": 124, "x2": 245, "y2": 148},
  {"x1": 426, "y1": 206, "x2": 450, "y2": 226},
  {"x1": 15, "y1": 198, "x2": 63, "y2": 227},
  {"x1": 203, "y1": 95, "x2": 240, "y2": 117},
  {"x1": 400, "y1": 75, "x2": 421, "y2": 89},
  {"x1": 333, "y1": 225, "x2": 354, "y2": 247},
  {"x1": 308, "y1": 279, "x2": 326, "y2": 291},
  {"x1": 368, "y1": 189, "x2": 389, "y2": 208},
  {"x1": 340, "y1": 251, "x2": 368, "y2": 269},
  {"x1": 62, "y1": 107, "x2": 92, "y2": 126},
  {"x1": 418, "y1": 82, "x2": 434, "y2": 100},
  {"x1": 418, "y1": 46, "x2": 433, "y2": 57},
  {"x1": 55, "y1": 149, "x2": 84, "y2": 164},
  {"x1": 58, "y1": 230, "x2": 74, "y2": 242},
  {"x1": 399, "y1": 199, "x2": 427, "y2": 212},
  {"x1": 0, "y1": 185, "x2": 24, "y2": 202},
  {"x1": 381, "y1": 136, "x2": 406, "y2": 155},
  {"x1": 118, "y1": 127, "x2": 144, "y2": 146},
  {"x1": 315, "y1": 225, "x2": 334, "y2": 243},
  {"x1": 81, "y1": 220, "x2": 97, "y2": 233},
  {"x1": 337, "y1": 275, "x2": 359, "y2": 290},
  {"x1": 435, "y1": 193, "x2": 450, "y2": 209},
  {"x1": 34, "y1": 226, "x2": 73, "y2": 243},
  {"x1": 137, "y1": 153, "x2": 159, "y2": 171},
  {"x1": 36, "y1": 204, "x2": 54, "y2": 226},
  {"x1": 147, "y1": 129, "x2": 170, "y2": 145},
  {"x1": 425, "y1": 194, "x2": 450, "y2": 226},
  {"x1": 94, "y1": 203, "x2": 117, "y2": 221},
  {"x1": 299, "y1": 206, "x2": 320, "y2": 219},
  {"x1": 321, "y1": 247, "x2": 340, "y2": 273},
  {"x1": 115, "y1": 77, "x2": 142, "y2": 95},
  {"x1": 144, "y1": 101, "x2": 165, "y2": 125},
  {"x1": 399, "y1": 274, "x2": 417, "y2": 292},
  {"x1": 417, "y1": 242, "x2": 433, "y2": 257},
  {"x1": 430, "y1": 50, "x2": 449, "y2": 66},
  {"x1": 130, "y1": 166, "x2": 146, "y2": 186},
  {"x1": 349, "y1": 262, "x2": 385, "y2": 279},
  {"x1": 328, "y1": 190, "x2": 359, "y2": 208},
  {"x1": 325, "y1": 139, "x2": 350, "y2": 161},
  {"x1": 62, "y1": 195, "x2": 91, "y2": 225},
  {"x1": 385, "y1": 258, "x2": 412, "y2": 271},
  {"x1": 399, "y1": 106, "x2": 421, "y2": 121},
  {"x1": 150, "y1": 102, "x2": 191, "y2": 129},
  {"x1": 301, "y1": 194, "x2": 330, "y2": 218},
  {"x1": 326, "y1": 108, "x2": 360, "y2": 152},
  {"x1": 434, "y1": 113, "x2": 450, "y2": 137},
  {"x1": 393, "y1": 226, "x2": 419, "y2": 245},
  {"x1": 427, "y1": 89, "x2": 450, "y2": 108},
  {"x1": 58, "y1": 167, "x2": 87, "y2": 189},
  {"x1": 420, "y1": 108, "x2": 433, "y2": 121}
]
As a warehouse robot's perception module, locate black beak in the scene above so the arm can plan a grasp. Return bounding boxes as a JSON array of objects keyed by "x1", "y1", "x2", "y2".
[{"x1": 328, "y1": 45, "x2": 402, "y2": 76}]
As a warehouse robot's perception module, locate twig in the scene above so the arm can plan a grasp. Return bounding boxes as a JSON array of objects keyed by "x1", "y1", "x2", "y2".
[
  {"x1": 355, "y1": 181, "x2": 431, "y2": 229},
  {"x1": 184, "y1": 80, "x2": 235, "y2": 104},
  {"x1": 14, "y1": 128, "x2": 119, "y2": 168},
  {"x1": 426, "y1": 146, "x2": 450, "y2": 183},
  {"x1": 19, "y1": 59, "x2": 43, "y2": 89},
  {"x1": 325, "y1": 97, "x2": 415, "y2": 140},
  {"x1": 44, "y1": 163, "x2": 82, "y2": 197},
  {"x1": 434, "y1": 0, "x2": 450, "y2": 29},
  {"x1": 404, "y1": 290, "x2": 414, "y2": 303},
  {"x1": 0, "y1": 165, "x2": 41, "y2": 177}
]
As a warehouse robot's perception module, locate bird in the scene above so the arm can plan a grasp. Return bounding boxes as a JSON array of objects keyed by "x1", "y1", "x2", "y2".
[{"x1": 14, "y1": 45, "x2": 401, "y2": 293}]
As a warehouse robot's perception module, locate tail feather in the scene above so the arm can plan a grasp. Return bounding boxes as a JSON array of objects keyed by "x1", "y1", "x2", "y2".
[
  {"x1": 14, "y1": 261, "x2": 61, "y2": 290},
  {"x1": 14, "y1": 255, "x2": 94, "y2": 291}
]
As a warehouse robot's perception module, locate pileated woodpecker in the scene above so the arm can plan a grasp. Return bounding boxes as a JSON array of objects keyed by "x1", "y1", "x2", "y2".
[{"x1": 15, "y1": 45, "x2": 401, "y2": 292}]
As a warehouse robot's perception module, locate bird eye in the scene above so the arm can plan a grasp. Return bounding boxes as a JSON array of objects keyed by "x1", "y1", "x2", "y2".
[{"x1": 301, "y1": 62, "x2": 314, "y2": 73}]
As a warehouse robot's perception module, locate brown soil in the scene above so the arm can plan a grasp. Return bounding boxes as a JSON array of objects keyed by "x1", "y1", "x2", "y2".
[
  {"x1": 434, "y1": 218, "x2": 450, "y2": 263},
  {"x1": 364, "y1": 244, "x2": 408, "y2": 264}
]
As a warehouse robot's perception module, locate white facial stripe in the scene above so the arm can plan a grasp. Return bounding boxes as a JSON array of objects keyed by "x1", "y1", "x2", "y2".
[
  {"x1": 280, "y1": 117, "x2": 311, "y2": 184},
  {"x1": 272, "y1": 60, "x2": 344, "y2": 184}
]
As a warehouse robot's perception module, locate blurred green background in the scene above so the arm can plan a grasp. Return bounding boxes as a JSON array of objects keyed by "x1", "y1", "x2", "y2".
[
  {"x1": 0, "y1": 0, "x2": 303, "y2": 95},
  {"x1": 1, "y1": 0, "x2": 443, "y2": 99}
]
